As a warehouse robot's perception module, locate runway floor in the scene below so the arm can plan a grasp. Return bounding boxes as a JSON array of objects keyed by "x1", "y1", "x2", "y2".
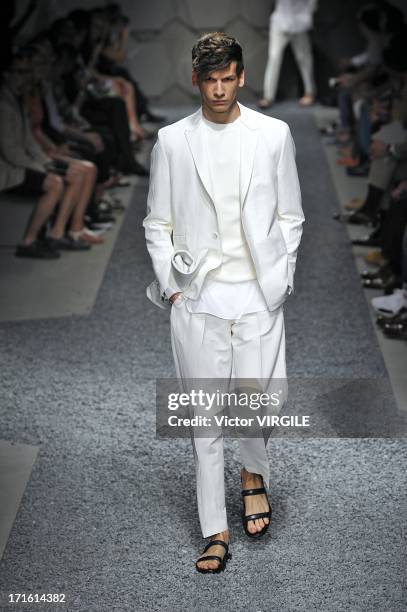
[{"x1": 0, "y1": 103, "x2": 406, "y2": 612}]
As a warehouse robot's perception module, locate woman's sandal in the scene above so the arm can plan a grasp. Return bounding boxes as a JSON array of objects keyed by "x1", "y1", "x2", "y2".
[
  {"x1": 240, "y1": 473, "x2": 272, "y2": 538},
  {"x1": 195, "y1": 539, "x2": 232, "y2": 574}
]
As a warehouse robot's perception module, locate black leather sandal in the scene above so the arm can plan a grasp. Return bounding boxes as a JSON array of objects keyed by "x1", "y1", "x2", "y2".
[
  {"x1": 195, "y1": 539, "x2": 232, "y2": 574},
  {"x1": 241, "y1": 473, "x2": 272, "y2": 538}
]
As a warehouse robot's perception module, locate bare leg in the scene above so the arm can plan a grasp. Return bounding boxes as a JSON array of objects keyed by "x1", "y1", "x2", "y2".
[
  {"x1": 112, "y1": 78, "x2": 144, "y2": 139},
  {"x1": 23, "y1": 173, "x2": 64, "y2": 245},
  {"x1": 48, "y1": 165, "x2": 84, "y2": 239},
  {"x1": 68, "y1": 161, "x2": 97, "y2": 232}
]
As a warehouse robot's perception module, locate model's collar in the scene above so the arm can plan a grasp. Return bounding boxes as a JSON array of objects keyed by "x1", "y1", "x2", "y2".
[{"x1": 187, "y1": 101, "x2": 258, "y2": 131}]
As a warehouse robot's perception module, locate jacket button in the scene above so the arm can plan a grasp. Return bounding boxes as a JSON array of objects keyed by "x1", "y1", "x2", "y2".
[{"x1": 212, "y1": 232, "x2": 218, "y2": 239}]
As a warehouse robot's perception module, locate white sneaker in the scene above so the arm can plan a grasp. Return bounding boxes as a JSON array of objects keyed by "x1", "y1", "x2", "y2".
[{"x1": 371, "y1": 289, "x2": 407, "y2": 316}]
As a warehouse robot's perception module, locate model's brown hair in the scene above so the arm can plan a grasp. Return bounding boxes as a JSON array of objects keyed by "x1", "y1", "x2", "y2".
[{"x1": 192, "y1": 32, "x2": 244, "y2": 79}]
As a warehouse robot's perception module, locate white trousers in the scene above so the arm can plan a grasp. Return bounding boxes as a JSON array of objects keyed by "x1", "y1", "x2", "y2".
[
  {"x1": 170, "y1": 297, "x2": 287, "y2": 538},
  {"x1": 263, "y1": 20, "x2": 316, "y2": 102}
]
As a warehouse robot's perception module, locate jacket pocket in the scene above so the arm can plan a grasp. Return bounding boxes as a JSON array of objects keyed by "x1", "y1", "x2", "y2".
[{"x1": 171, "y1": 248, "x2": 209, "y2": 276}]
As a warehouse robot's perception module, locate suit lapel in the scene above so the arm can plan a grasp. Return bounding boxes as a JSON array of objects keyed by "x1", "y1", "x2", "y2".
[
  {"x1": 184, "y1": 103, "x2": 259, "y2": 208},
  {"x1": 240, "y1": 123, "x2": 259, "y2": 209},
  {"x1": 185, "y1": 121, "x2": 215, "y2": 204}
]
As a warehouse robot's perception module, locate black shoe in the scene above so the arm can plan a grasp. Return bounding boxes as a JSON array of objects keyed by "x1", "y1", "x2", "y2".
[
  {"x1": 15, "y1": 239, "x2": 60, "y2": 259},
  {"x1": 377, "y1": 307, "x2": 407, "y2": 328},
  {"x1": 45, "y1": 236, "x2": 91, "y2": 251},
  {"x1": 346, "y1": 210, "x2": 379, "y2": 226},
  {"x1": 363, "y1": 274, "x2": 401, "y2": 293},
  {"x1": 383, "y1": 321, "x2": 407, "y2": 340},
  {"x1": 346, "y1": 162, "x2": 370, "y2": 177},
  {"x1": 352, "y1": 228, "x2": 382, "y2": 247},
  {"x1": 363, "y1": 274, "x2": 392, "y2": 289},
  {"x1": 195, "y1": 540, "x2": 232, "y2": 574},
  {"x1": 361, "y1": 263, "x2": 391, "y2": 280}
]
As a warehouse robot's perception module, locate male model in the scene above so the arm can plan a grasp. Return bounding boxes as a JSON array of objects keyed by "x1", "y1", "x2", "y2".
[
  {"x1": 143, "y1": 32, "x2": 304, "y2": 573},
  {"x1": 259, "y1": 0, "x2": 318, "y2": 109}
]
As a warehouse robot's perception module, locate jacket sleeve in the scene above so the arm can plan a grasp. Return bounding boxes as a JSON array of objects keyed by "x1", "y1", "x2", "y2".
[
  {"x1": 142, "y1": 131, "x2": 179, "y2": 296},
  {"x1": 276, "y1": 123, "x2": 305, "y2": 293},
  {"x1": 0, "y1": 100, "x2": 47, "y2": 172}
]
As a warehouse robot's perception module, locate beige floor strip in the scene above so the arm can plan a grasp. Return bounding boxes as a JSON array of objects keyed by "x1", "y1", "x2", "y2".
[{"x1": 0, "y1": 440, "x2": 39, "y2": 560}]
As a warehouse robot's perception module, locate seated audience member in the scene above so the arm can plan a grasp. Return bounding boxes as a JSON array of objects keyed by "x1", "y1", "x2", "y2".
[
  {"x1": 345, "y1": 27, "x2": 407, "y2": 227},
  {"x1": 55, "y1": 16, "x2": 148, "y2": 176},
  {"x1": 94, "y1": 3, "x2": 164, "y2": 123},
  {"x1": 0, "y1": 50, "x2": 102, "y2": 257},
  {"x1": 368, "y1": 187, "x2": 407, "y2": 334},
  {"x1": 0, "y1": 155, "x2": 65, "y2": 259},
  {"x1": 26, "y1": 41, "x2": 116, "y2": 227},
  {"x1": 73, "y1": 9, "x2": 148, "y2": 143},
  {"x1": 333, "y1": 2, "x2": 404, "y2": 152}
]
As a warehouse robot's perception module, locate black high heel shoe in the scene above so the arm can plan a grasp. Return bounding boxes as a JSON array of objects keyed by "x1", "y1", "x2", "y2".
[
  {"x1": 240, "y1": 472, "x2": 272, "y2": 538},
  {"x1": 195, "y1": 539, "x2": 232, "y2": 574}
]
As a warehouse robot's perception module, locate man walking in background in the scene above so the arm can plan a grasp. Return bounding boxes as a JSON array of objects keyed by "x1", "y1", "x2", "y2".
[{"x1": 259, "y1": 0, "x2": 318, "y2": 109}]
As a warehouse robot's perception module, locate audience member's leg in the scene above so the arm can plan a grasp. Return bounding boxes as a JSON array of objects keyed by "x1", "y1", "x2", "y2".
[
  {"x1": 381, "y1": 197, "x2": 407, "y2": 277},
  {"x1": 47, "y1": 164, "x2": 84, "y2": 240},
  {"x1": 68, "y1": 161, "x2": 98, "y2": 233},
  {"x1": 337, "y1": 87, "x2": 354, "y2": 140},
  {"x1": 22, "y1": 173, "x2": 64, "y2": 245},
  {"x1": 111, "y1": 77, "x2": 143, "y2": 139},
  {"x1": 354, "y1": 99, "x2": 371, "y2": 162}
]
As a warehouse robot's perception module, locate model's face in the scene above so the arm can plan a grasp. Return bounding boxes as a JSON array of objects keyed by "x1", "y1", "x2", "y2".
[{"x1": 193, "y1": 61, "x2": 244, "y2": 116}]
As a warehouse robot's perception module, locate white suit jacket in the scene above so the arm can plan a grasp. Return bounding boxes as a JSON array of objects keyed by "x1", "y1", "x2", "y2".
[{"x1": 143, "y1": 101, "x2": 305, "y2": 312}]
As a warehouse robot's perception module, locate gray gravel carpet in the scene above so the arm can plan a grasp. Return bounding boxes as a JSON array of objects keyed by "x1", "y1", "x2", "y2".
[{"x1": 0, "y1": 103, "x2": 406, "y2": 612}]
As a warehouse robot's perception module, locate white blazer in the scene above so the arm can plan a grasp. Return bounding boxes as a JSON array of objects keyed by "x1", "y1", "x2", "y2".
[{"x1": 143, "y1": 101, "x2": 305, "y2": 311}]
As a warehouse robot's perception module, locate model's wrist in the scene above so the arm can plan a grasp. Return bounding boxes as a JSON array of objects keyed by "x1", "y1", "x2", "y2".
[{"x1": 169, "y1": 291, "x2": 182, "y2": 304}]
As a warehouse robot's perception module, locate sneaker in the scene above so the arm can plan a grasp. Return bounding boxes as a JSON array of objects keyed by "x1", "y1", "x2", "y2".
[
  {"x1": 15, "y1": 239, "x2": 60, "y2": 259},
  {"x1": 371, "y1": 289, "x2": 407, "y2": 316}
]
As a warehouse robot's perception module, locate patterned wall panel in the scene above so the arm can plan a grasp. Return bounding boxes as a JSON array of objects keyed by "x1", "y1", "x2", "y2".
[
  {"x1": 19, "y1": 0, "x2": 407, "y2": 105},
  {"x1": 124, "y1": 0, "x2": 272, "y2": 104}
]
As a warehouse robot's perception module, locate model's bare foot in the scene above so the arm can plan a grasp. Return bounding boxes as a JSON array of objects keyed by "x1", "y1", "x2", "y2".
[
  {"x1": 258, "y1": 98, "x2": 273, "y2": 109},
  {"x1": 298, "y1": 94, "x2": 314, "y2": 107},
  {"x1": 241, "y1": 467, "x2": 270, "y2": 535},
  {"x1": 195, "y1": 529, "x2": 230, "y2": 571}
]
